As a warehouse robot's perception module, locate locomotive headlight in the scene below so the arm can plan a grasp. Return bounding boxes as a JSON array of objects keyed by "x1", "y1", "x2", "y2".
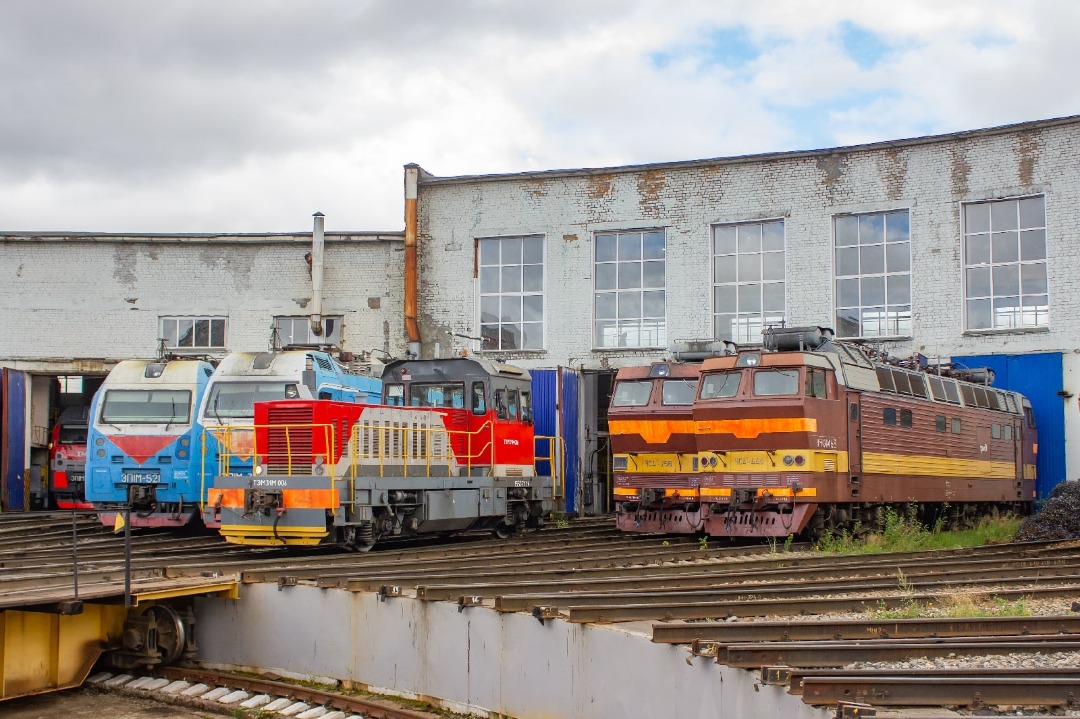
[
  {"x1": 314, "y1": 465, "x2": 324, "y2": 475},
  {"x1": 56, "y1": 452, "x2": 65, "y2": 461},
  {"x1": 95, "y1": 438, "x2": 104, "y2": 447},
  {"x1": 794, "y1": 455, "x2": 805, "y2": 467},
  {"x1": 96, "y1": 449, "x2": 105, "y2": 457},
  {"x1": 254, "y1": 464, "x2": 264, "y2": 475},
  {"x1": 177, "y1": 449, "x2": 187, "y2": 459},
  {"x1": 783, "y1": 455, "x2": 794, "y2": 466},
  {"x1": 180, "y1": 437, "x2": 190, "y2": 447}
]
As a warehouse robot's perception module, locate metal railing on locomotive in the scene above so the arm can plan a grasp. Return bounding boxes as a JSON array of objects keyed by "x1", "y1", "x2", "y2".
[
  {"x1": 203, "y1": 419, "x2": 563, "y2": 516},
  {"x1": 198, "y1": 425, "x2": 264, "y2": 514}
]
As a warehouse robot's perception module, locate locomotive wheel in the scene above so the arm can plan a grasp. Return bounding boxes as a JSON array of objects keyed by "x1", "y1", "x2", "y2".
[
  {"x1": 144, "y1": 604, "x2": 187, "y2": 666},
  {"x1": 493, "y1": 523, "x2": 514, "y2": 539}
]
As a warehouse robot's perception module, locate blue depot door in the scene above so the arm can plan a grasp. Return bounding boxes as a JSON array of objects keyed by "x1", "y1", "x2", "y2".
[
  {"x1": 955, "y1": 352, "x2": 1064, "y2": 499},
  {"x1": 2, "y1": 368, "x2": 28, "y2": 511},
  {"x1": 531, "y1": 368, "x2": 580, "y2": 513}
]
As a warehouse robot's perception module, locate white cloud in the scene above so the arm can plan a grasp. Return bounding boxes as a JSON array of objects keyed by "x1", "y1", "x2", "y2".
[{"x1": 0, "y1": 0, "x2": 1077, "y2": 232}]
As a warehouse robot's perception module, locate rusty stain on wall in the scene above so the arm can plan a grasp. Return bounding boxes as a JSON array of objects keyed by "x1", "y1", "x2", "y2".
[
  {"x1": 563, "y1": 234, "x2": 578, "y2": 243},
  {"x1": 525, "y1": 178, "x2": 548, "y2": 199},
  {"x1": 367, "y1": 297, "x2": 381, "y2": 309},
  {"x1": 587, "y1": 173, "x2": 614, "y2": 200},
  {"x1": 949, "y1": 144, "x2": 971, "y2": 197},
  {"x1": 637, "y1": 169, "x2": 667, "y2": 217},
  {"x1": 878, "y1": 148, "x2": 908, "y2": 202},
  {"x1": 816, "y1": 153, "x2": 848, "y2": 203},
  {"x1": 1015, "y1": 132, "x2": 1039, "y2": 186}
]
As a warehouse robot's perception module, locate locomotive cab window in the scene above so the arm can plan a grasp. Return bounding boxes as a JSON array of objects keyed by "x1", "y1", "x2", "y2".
[
  {"x1": 506, "y1": 389, "x2": 520, "y2": 419},
  {"x1": 661, "y1": 378, "x2": 696, "y2": 405},
  {"x1": 520, "y1": 391, "x2": 532, "y2": 423},
  {"x1": 1004, "y1": 424, "x2": 1013, "y2": 440},
  {"x1": 612, "y1": 380, "x2": 652, "y2": 407},
  {"x1": 385, "y1": 383, "x2": 405, "y2": 406},
  {"x1": 495, "y1": 389, "x2": 509, "y2": 420},
  {"x1": 409, "y1": 382, "x2": 466, "y2": 408},
  {"x1": 804, "y1": 368, "x2": 828, "y2": 398},
  {"x1": 952, "y1": 417, "x2": 962, "y2": 434},
  {"x1": 700, "y1": 371, "x2": 741, "y2": 399},
  {"x1": 883, "y1": 407, "x2": 897, "y2": 426},
  {"x1": 753, "y1": 368, "x2": 799, "y2": 396},
  {"x1": 471, "y1": 382, "x2": 487, "y2": 415},
  {"x1": 935, "y1": 415, "x2": 947, "y2": 432},
  {"x1": 1025, "y1": 407, "x2": 1036, "y2": 429},
  {"x1": 991, "y1": 423, "x2": 1001, "y2": 439},
  {"x1": 900, "y1": 409, "x2": 913, "y2": 428}
]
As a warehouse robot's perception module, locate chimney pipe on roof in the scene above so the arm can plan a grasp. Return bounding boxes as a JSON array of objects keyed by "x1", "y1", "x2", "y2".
[
  {"x1": 310, "y1": 212, "x2": 325, "y2": 337},
  {"x1": 404, "y1": 165, "x2": 421, "y2": 359}
]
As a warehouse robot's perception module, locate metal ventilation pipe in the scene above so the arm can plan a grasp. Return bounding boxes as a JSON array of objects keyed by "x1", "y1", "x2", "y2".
[
  {"x1": 310, "y1": 211, "x2": 325, "y2": 336},
  {"x1": 403, "y1": 165, "x2": 421, "y2": 359}
]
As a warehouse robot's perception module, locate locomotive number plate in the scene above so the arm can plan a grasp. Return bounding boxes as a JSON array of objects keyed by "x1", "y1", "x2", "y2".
[{"x1": 122, "y1": 471, "x2": 161, "y2": 483}]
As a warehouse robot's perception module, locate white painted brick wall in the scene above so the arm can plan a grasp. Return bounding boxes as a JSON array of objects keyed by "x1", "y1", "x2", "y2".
[
  {"x1": 0, "y1": 234, "x2": 406, "y2": 363},
  {"x1": 415, "y1": 120, "x2": 1080, "y2": 371}
]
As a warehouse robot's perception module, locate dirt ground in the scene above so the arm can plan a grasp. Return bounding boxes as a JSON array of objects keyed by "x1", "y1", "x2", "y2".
[{"x1": 2, "y1": 688, "x2": 232, "y2": 719}]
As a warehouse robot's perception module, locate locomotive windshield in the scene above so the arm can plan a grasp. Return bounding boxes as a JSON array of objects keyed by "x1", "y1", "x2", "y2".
[
  {"x1": 699, "y1": 371, "x2": 741, "y2": 399},
  {"x1": 661, "y1": 378, "x2": 696, "y2": 405},
  {"x1": 101, "y1": 389, "x2": 192, "y2": 424},
  {"x1": 409, "y1": 382, "x2": 466, "y2": 408},
  {"x1": 58, "y1": 424, "x2": 88, "y2": 444},
  {"x1": 612, "y1": 381, "x2": 652, "y2": 407},
  {"x1": 205, "y1": 381, "x2": 301, "y2": 420},
  {"x1": 753, "y1": 368, "x2": 800, "y2": 396}
]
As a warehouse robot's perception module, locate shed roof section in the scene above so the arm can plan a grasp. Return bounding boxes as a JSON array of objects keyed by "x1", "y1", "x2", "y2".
[
  {"x1": 0, "y1": 231, "x2": 405, "y2": 244},
  {"x1": 410, "y1": 114, "x2": 1080, "y2": 186}
]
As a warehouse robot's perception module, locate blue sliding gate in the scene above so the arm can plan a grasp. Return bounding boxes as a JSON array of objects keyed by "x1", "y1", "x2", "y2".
[
  {"x1": 955, "y1": 352, "x2": 1065, "y2": 499},
  {"x1": 531, "y1": 368, "x2": 580, "y2": 513}
]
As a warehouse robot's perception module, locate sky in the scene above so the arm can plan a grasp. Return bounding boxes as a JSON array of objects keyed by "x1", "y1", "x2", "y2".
[{"x1": 2, "y1": 0, "x2": 1079, "y2": 234}]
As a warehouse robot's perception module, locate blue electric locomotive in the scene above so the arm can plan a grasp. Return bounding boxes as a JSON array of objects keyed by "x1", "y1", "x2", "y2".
[{"x1": 85, "y1": 359, "x2": 215, "y2": 528}]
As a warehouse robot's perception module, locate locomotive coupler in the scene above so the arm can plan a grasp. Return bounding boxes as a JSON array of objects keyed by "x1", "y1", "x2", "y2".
[
  {"x1": 246, "y1": 489, "x2": 283, "y2": 516},
  {"x1": 128, "y1": 484, "x2": 156, "y2": 510}
]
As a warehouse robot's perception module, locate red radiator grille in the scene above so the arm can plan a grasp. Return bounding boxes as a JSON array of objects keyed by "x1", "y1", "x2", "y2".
[{"x1": 266, "y1": 405, "x2": 315, "y2": 475}]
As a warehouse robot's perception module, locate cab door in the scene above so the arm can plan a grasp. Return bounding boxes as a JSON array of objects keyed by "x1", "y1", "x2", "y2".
[{"x1": 846, "y1": 392, "x2": 862, "y2": 497}]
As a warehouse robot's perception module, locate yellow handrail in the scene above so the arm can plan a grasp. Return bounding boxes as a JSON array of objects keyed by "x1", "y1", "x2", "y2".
[{"x1": 534, "y1": 434, "x2": 566, "y2": 501}]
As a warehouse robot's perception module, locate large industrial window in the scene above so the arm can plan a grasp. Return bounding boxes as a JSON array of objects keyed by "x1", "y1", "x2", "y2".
[
  {"x1": 834, "y1": 209, "x2": 911, "y2": 338},
  {"x1": 160, "y1": 316, "x2": 227, "y2": 351},
  {"x1": 712, "y1": 220, "x2": 785, "y2": 343},
  {"x1": 963, "y1": 196, "x2": 1048, "y2": 330},
  {"x1": 594, "y1": 230, "x2": 666, "y2": 348},
  {"x1": 479, "y1": 235, "x2": 544, "y2": 351},
  {"x1": 273, "y1": 315, "x2": 343, "y2": 347}
]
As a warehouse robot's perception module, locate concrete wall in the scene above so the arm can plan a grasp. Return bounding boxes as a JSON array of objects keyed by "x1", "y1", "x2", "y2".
[
  {"x1": 0, "y1": 232, "x2": 406, "y2": 369},
  {"x1": 413, "y1": 117, "x2": 1080, "y2": 370},
  {"x1": 196, "y1": 584, "x2": 831, "y2": 719}
]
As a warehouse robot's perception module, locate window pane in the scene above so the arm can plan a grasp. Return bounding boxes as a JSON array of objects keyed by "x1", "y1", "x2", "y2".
[
  {"x1": 501, "y1": 237, "x2": 522, "y2": 264},
  {"x1": 836, "y1": 247, "x2": 859, "y2": 276},
  {"x1": 161, "y1": 319, "x2": 178, "y2": 348},
  {"x1": 618, "y1": 291, "x2": 641, "y2": 318},
  {"x1": 479, "y1": 266, "x2": 499, "y2": 293},
  {"x1": 737, "y1": 285, "x2": 761, "y2": 312},
  {"x1": 194, "y1": 319, "x2": 209, "y2": 347},
  {"x1": 762, "y1": 252, "x2": 785, "y2": 280},
  {"x1": 642, "y1": 260, "x2": 665, "y2": 288},
  {"x1": 761, "y1": 221, "x2": 784, "y2": 251},
  {"x1": 991, "y1": 200, "x2": 1018, "y2": 231},
  {"x1": 479, "y1": 238, "x2": 500, "y2": 265},
  {"x1": 860, "y1": 244, "x2": 884, "y2": 274},
  {"x1": 596, "y1": 234, "x2": 617, "y2": 262},
  {"x1": 481, "y1": 324, "x2": 499, "y2": 349},
  {"x1": 595, "y1": 262, "x2": 617, "y2": 290},
  {"x1": 618, "y1": 262, "x2": 641, "y2": 289},
  {"x1": 501, "y1": 265, "x2": 521, "y2": 292},
  {"x1": 500, "y1": 324, "x2": 522, "y2": 350},
  {"x1": 520, "y1": 323, "x2": 543, "y2": 349},
  {"x1": 966, "y1": 266, "x2": 991, "y2": 297},
  {"x1": 618, "y1": 234, "x2": 642, "y2": 261},
  {"x1": 642, "y1": 290, "x2": 665, "y2": 317},
  {"x1": 967, "y1": 298, "x2": 991, "y2": 329},
  {"x1": 714, "y1": 285, "x2": 736, "y2": 313},
  {"x1": 965, "y1": 235, "x2": 990, "y2": 265},
  {"x1": 835, "y1": 216, "x2": 858, "y2": 246},
  {"x1": 713, "y1": 256, "x2": 736, "y2": 283},
  {"x1": 993, "y1": 296, "x2": 1020, "y2": 328},
  {"x1": 500, "y1": 296, "x2": 522, "y2": 322},
  {"x1": 763, "y1": 282, "x2": 785, "y2": 312},
  {"x1": 642, "y1": 231, "x2": 665, "y2": 259},
  {"x1": 737, "y1": 254, "x2": 760, "y2": 281},
  {"x1": 965, "y1": 203, "x2": 990, "y2": 234},
  {"x1": 1021, "y1": 263, "x2": 1047, "y2": 295},
  {"x1": 836, "y1": 308, "x2": 859, "y2": 336},
  {"x1": 885, "y1": 242, "x2": 910, "y2": 273},
  {"x1": 522, "y1": 236, "x2": 543, "y2": 264},
  {"x1": 522, "y1": 295, "x2": 543, "y2": 322},
  {"x1": 595, "y1": 292, "x2": 617, "y2": 319},
  {"x1": 859, "y1": 213, "x2": 885, "y2": 243},
  {"x1": 1019, "y1": 196, "x2": 1045, "y2": 229},
  {"x1": 595, "y1": 320, "x2": 617, "y2": 347},
  {"x1": 861, "y1": 276, "x2": 885, "y2": 305},
  {"x1": 737, "y1": 224, "x2": 761, "y2": 253},
  {"x1": 713, "y1": 225, "x2": 736, "y2": 254},
  {"x1": 210, "y1": 319, "x2": 225, "y2": 347},
  {"x1": 887, "y1": 274, "x2": 910, "y2": 304},
  {"x1": 886, "y1": 211, "x2": 910, "y2": 242},
  {"x1": 1020, "y1": 229, "x2": 1046, "y2": 261},
  {"x1": 480, "y1": 296, "x2": 499, "y2": 323},
  {"x1": 177, "y1": 319, "x2": 194, "y2": 347},
  {"x1": 837, "y1": 278, "x2": 859, "y2": 307},
  {"x1": 992, "y1": 264, "x2": 1020, "y2": 296},
  {"x1": 522, "y1": 264, "x2": 543, "y2": 292},
  {"x1": 991, "y1": 231, "x2": 1019, "y2": 263}
]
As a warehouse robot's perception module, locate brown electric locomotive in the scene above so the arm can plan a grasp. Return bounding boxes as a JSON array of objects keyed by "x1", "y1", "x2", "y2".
[{"x1": 614, "y1": 326, "x2": 1037, "y2": 539}]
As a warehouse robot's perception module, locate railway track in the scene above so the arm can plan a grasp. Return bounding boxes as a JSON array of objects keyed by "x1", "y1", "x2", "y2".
[{"x1": 7, "y1": 512, "x2": 1080, "y2": 715}]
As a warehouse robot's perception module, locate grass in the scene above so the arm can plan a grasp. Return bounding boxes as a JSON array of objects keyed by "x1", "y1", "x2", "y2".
[{"x1": 815, "y1": 507, "x2": 1021, "y2": 555}]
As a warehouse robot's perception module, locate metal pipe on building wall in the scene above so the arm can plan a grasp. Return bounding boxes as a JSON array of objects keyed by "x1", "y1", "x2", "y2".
[
  {"x1": 310, "y1": 212, "x2": 325, "y2": 337},
  {"x1": 404, "y1": 165, "x2": 421, "y2": 359}
]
